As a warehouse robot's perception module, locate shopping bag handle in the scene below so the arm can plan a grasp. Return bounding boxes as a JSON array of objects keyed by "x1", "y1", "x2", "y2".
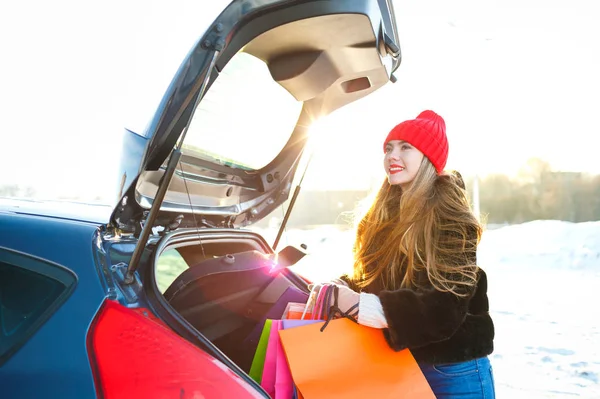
[{"x1": 320, "y1": 285, "x2": 359, "y2": 332}]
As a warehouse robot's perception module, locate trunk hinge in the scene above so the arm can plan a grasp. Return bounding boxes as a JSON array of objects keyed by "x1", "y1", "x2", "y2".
[
  {"x1": 123, "y1": 148, "x2": 182, "y2": 284},
  {"x1": 272, "y1": 148, "x2": 314, "y2": 250}
]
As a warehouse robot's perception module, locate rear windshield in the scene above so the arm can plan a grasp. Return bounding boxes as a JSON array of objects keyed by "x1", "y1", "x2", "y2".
[
  {"x1": 181, "y1": 52, "x2": 303, "y2": 170},
  {"x1": 0, "y1": 249, "x2": 77, "y2": 365}
]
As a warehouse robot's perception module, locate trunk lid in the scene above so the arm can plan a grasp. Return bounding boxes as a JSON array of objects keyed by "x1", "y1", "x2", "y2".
[{"x1": 110, "y1": 0, "x2": 401, "y2": 234}]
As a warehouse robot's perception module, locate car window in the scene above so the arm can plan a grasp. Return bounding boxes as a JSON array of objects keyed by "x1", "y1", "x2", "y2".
[
  {"x1": 0, "y1": 248, "x2": 77, "y2": 365},
  {"x1": 181, "y1": 51, "x2": 304, "y2": 170},
  {"x1": 156, "y1": 249, "x2": 189, "y2": 293}
]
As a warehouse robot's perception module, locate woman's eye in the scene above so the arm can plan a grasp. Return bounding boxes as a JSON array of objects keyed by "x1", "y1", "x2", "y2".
[
  {"x1": 385, "y1": 147, "x2": 392, "y2": 153},
  {"x1": 401, "y1": 144, "x2": 412, "y2": 150}
]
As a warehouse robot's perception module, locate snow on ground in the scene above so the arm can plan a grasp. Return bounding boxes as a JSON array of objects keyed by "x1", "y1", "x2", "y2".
[{"x1": 258, "y1": 220, "x2": 600, "y2": 398}]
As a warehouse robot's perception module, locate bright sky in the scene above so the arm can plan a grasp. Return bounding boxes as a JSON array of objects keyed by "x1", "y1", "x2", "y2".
[{"x1": 1, "y1": 0, "x2": 599, "y2": 201}]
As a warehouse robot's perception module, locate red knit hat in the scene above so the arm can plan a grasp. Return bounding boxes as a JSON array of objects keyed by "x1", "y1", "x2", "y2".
[{"x1": 383, "y1": 110, "x2": 448, "y2": 174}]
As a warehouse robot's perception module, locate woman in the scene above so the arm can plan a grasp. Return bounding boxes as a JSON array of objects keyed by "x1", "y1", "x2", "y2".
[{"x1": 317, "y1": 110, "x2": 496, "y2": 398}]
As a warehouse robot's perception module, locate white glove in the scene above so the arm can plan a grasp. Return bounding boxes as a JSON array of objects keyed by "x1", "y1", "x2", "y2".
[
  {"x1": 307, "y1": 283, "x2": 359, "y2": 319},
  {"x1": 310, "y1": 284, "x2": 388, "y2": 328},
  {"x1": 331, "y1": 284, "x2": 360, "y2": 316},
  {"x1": 329, "y1": 277, "x2": 349, "y2": 287}
]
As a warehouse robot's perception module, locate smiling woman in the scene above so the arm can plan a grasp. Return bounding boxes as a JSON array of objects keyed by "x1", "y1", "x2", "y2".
[{"x1": 183, "y1": 52, "x2": 304, "y2": 170}]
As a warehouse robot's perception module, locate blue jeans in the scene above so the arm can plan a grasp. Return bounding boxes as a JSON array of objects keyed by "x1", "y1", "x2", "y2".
[{"x1": 419, "y1": 357, "x2": 496, "y2": 398}]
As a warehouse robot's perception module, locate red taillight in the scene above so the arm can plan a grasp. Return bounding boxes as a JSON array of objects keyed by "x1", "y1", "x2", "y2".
[{"x1": 87, "y1": 299, "x2": 263, "y2": 399}]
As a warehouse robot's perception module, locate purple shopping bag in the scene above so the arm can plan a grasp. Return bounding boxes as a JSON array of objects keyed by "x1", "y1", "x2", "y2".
[{"x1": 245, "y1": 286, "x2": 309, "y2": 347}]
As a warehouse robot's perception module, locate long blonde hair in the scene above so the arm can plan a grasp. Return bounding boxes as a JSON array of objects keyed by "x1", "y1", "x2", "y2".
[{"x1": 352, "y1": 158, "x2": 482, "y2": 297}]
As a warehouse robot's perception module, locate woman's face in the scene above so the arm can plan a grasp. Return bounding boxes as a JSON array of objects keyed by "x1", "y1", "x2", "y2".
[{"x1": 383, "y1": 140, "x2": 425, "y2": 188}]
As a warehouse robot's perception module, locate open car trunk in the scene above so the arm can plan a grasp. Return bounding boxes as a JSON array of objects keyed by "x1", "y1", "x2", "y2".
[{"x1": 151, "y1": 228, "x2": 309, "y2": 373}]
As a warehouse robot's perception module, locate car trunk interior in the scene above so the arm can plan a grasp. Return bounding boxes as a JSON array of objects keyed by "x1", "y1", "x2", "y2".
[
  {"x1": 148, "y1": 8, "x2": 393, "y2": 380},
  {"x1": 155, "y1": 230, "x2": 305, "y2": 373}
]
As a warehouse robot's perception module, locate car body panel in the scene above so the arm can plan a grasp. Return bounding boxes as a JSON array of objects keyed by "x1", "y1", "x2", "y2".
[
  {"x1": 0, "y1": 212, "x2": 105, "y2": 398},
  {"x1": 0, "y1": 197, "x2": 112, "y2": 225},
  {"x1": 114, "y1": 129, "x2": 149, "y2": 202}
]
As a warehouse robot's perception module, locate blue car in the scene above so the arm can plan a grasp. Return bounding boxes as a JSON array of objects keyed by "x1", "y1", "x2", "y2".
[{"x1": 0, "y1": 0, "x2": 401, "y2": 397}]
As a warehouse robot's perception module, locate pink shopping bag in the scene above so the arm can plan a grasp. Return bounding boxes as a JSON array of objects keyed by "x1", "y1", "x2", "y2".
[
  {"x1": 260, "y1": 319, "x2": 282, "y2": 397},
  {"x1": 275, "y1": 329, "x2": 293, "y2": 399}
]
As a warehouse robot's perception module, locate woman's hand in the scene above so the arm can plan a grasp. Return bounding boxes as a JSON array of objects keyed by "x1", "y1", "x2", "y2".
[
  {"x1": 309, "y1": 283, "x2": 360, "y2": 317},
  {"x1": 333, "y1": 284, "x2": 360, "y2": 316}
]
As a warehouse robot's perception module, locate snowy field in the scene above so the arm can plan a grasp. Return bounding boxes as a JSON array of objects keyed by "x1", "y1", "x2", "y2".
[{"x1": 257, "y1": 220, "x2": 600, "y2": 398}]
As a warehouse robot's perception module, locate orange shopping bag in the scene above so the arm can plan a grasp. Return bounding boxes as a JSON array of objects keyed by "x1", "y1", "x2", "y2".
[
  {"x1": 282, "y1": 302, "x2": 312, "y2": 320},
  {"x1": 279, "y1": 318, "x2": 435, "y2": 399}
]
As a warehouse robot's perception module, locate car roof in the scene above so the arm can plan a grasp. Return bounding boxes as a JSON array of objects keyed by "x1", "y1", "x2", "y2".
[{"x1": 0, "y1": 197, "x2": 112, "y2": 224}]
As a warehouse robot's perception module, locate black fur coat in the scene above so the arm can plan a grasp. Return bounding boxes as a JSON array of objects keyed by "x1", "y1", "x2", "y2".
[{"x1": 341, "y1": 264, "x2": 495, "y2": 365}]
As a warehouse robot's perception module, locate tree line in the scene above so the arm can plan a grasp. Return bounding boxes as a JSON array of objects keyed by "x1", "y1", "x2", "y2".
[
  {"x1": 468, "y1": 158, "x2": 600, "y2": 224},
  {"x1": 274, "y1": 157, "x2": 600, "y2": 227}
]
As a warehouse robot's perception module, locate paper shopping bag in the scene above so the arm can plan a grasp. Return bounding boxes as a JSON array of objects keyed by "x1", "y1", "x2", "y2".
[
  {"x1": 249, "y1": 319, "x2": 272, "y2": 383},
  {"x1": 261, "y1": 320, "x2": 283, "y2": 397},
  {"x1": 275, "y1": 327, "x2": 293, "y2": 399},
  {"x1": 282, "y1": 319, "x2": 322, "y2": 399},
  {"x1": 245, "y1": 287, "x2": 309, "y2": 346},
  {"x1": 282, "y1": 302, "x2": 312, "y2": 320},
  {"x1": 279, "y1": 318, "x2": 435, "y2": 399}
]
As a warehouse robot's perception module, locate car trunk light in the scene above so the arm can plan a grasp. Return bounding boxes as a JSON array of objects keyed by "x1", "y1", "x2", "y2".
[{"x1": 87, "y1": 299, "x2": 263, "y2": 399}]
